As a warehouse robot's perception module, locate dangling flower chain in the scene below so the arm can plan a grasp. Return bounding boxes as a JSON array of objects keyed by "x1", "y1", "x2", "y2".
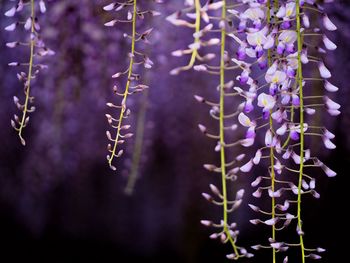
[
  {"x1": 233, "y1": 0, "x2": 338, "y2": 262},
  {"x1": 103, "y1": 0, "x2": 161, "y2": 171},
  {"x1": 5, "y1": 0, "x2": 53, "y2": 146},
  {"x1": 168, "y1": 0, "x2": 251, "y2": 260},
  {"x1": 168, "y1": 0, "x2": 338, "y2": 261}
]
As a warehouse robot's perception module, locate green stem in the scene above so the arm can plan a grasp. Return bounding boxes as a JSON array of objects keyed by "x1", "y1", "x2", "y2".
[
  {"x1": 18, "y1": 0, "x2": 35, "y2": 146},
  {"x1": 296, "y1": 1, "x2": 306, "y2": 262},
  {"x1": 109, "y1": 0, "x2": 137, "y2": 168},
  {"x1": 219, "y1": 0, "x2": 239, "y2": 258},
  {"x1": 183, "y1": 0, "x2": 201, "y2": 70},
  {"x1": 267, "y1": 1, "x2": 277, "y2": 262}
]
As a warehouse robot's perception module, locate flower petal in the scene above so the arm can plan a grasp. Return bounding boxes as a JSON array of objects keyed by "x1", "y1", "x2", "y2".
[
  {"x1": 318, "y1": 62, "x2": 331, "y2": 79},
  {"x1": 323, "y1": 14, "x2": 337, "y2": 31}
]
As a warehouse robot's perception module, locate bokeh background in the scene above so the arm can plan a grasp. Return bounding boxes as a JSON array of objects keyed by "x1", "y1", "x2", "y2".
[{"x1": 0, "y1": 1, "x2": 349, "y2": 262}]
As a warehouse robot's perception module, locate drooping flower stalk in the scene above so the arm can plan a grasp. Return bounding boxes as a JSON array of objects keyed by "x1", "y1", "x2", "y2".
[
  {"x1": 266, "y1": 1, "x2": 276, "y2": 262},
  {"x1": 231, "y1": 0, "x2": 338, "y2": 261},
  {"x1": 104, "y1": 0, "x2": 159, "y2": 171},
  {"x1": 168, "y1": 0, "x2": 250, "y2": 260},
  {"x1": 105, "y1": 0, "x2": 137, "y2": 171},
  {"x1": 6, "y1": 0, "x2": 53, "y2": 145},
  {"x1": 18, "y1": 0, "x2": 35, "y2": 146},
  {"x1": 167, "y1": 0, "x2": 204, "y2": 75},
  {"x1": 218, "y1": 1, "x2": 241, "y2": 259}
]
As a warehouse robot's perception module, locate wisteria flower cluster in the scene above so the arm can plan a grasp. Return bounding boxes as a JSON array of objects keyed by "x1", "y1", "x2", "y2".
[
  {"x1": 103, "y1": 0, "x2": 161, "y2": 171},
  {"x1": 2, "y1": 0, "x2": 340, "y2": 261},
  {"x1": 5, "y1": 0, "x2": 54, "y2": 146},
  {"x1": 168, "y1": 0, "x2": 338, "y2": 261}
]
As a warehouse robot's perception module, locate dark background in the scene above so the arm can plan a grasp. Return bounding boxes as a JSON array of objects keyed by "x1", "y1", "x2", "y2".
[{"x1": 0, "y1": 1, "x2": 349, "y2": 262}]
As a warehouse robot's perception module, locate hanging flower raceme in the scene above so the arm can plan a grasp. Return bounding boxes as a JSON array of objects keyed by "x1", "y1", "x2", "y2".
[
  {"x1": 169, "y1": 0, "x2": 252, "y2": 260},
  {"x1": 231, "y1": 0, "x2": 339, "y2": 262},
  {"x1": 167, "y1": 0, "x2": 224, "y2": 75},
  {"x1": 103, "y1": 0, "x2": 161, "y2": 171},
  {"x1": 5, "y1": 0, "x2": 54, "y2": 146}
]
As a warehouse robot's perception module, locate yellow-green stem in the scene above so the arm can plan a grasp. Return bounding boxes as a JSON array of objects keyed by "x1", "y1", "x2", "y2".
[
  {"x1": 296, "y1": 0, "x2": 306, "y2": 262},
  {"x1": 269, "y1": 122, "x2": 276, "y2": 263},
  {"x1": 219, "y1": 0, "x2": 239, "y2": 258},
  {"x1": 18, "y1": 0, "x2": 35, "y2": 145},
  {"x1": 185, "y1": 0, "x2": 201, "y2": 69},
  {"x1": 267, "y1": 1, "x2": 276, "y2": 262},
  {"x1": 109, "y1": 0, "x2": 137, "y2": 167}
]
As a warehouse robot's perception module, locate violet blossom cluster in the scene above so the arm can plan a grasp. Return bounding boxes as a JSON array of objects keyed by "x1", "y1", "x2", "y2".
[
  {"x1": 232, "y1": 0, "x2": 338, "y2": 261},
  {"x1": 5, "y1": 0, "x2": 54, "y2": 146},
  {"x1": 103, "y1": 0, "x2": 161, "y2": 172},
  {"x1": 168, "y1": 0, "x2": 339, "y2": 261},
  {"x1": 168, "y1": 0, "x2": 252, "y2": 260}
]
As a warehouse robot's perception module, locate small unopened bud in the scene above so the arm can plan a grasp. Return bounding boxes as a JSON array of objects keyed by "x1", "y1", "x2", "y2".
[
  {"x1": 11, "y1": 120, "x2": 16, "y2": 129},
  {"x1": 202, "y1": 192, "x2": 213, "y2": 202},
  {"x1": 248, "y1": 204, "x2": 260, "y2": 212},
  {"x1": 209, "y1": 233, "x2": 218, "y2": 239},
  {"x1": 106, "y1": 131, "x2": 112, "y2": 140},
  {"x1": 203, "y1": 164, "x2": 216, "y2": 171},
  {"x1": 220, "y1": 233, "x2": 227, "y2": 243},
  {"x1": 209, "y1": 184, "x2": 221, "y2": 197},
  {"x1": 123, "y1": 133, "x2": 133, "y2": 138},
  {"x1": 226, "y1": 253, "x2": 237, "y2": 260},
  {"x1": 200, "y1": 220, "x2": 212, "y2": 227},
  {"x1": 309, "y1": 254, "x2": 322, "y2": 260},
  {"x1": 194, "y1": 95, "x2": 205, "y2": 103},
  {"x1": 198, "y1": 124, "x2": 207, "y2": 133}
]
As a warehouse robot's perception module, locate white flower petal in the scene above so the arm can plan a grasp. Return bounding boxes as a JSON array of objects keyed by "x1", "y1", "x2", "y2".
[
  {"x1": 324, "y1": 128, "x2": 335, "y2": 139},
  {"x1": 276, "y1": 123, "x2": 287, "y2": 136},
  {"x1": 5, "y1": 6, "x2": 16, "y2": 17},
  {"x1": 238, "y1": 112, "x2": 252, "y2": 127},
  {"x1": 324, "y1": 81, "x2": 338, "y2": 92},
  {"x1": 322, "y1": 165, "x2": 337, "y2": 177},
  {"x1": 279, "y1": 30, "x2": 297, "y2": 44},
  {"x1": 292, "y1": 152, "x2": 302, "y2": 164},
  {"x1": 253, "y1": 149, "x2": 262, "y2": 165},
  {"x1": 264, "y1": 218, "x2": 279, "y2": 226},
  {"x1": 305, "y1": 107, "x2": 316, "y2": 115},
  {"x1": 266, "y1": 61, "x2": 278, "y2": 75},
  {"x1": 240, "y1": 159, "x2": 253, "y2": 173},
  {"x1": 247, "y1": 28, "x2": 268, "y2": 46},
  {"x1": 5, "y1": 22, "x2": 16, "y2": 31},
  {"x1": 302, "y1": 14, "x2": 310, "y2": 28},
  {"x1": 318, "y1": 62, "x2": 331, "y2": 79},
  {"x1": 240, "y1": 138, "x2": 255, "y2": 147},
  {"x1": 276, "y1": 6, "x2": 286, "y2": 18},
  {"x1": 265, "y1": 129, "x2": 273, "y2": 147},
  {"x1": 323, "y1": 14, "x2": 337, "y2": 31},
  {"x1": 39, "y1": 0, "x2": 46, "y2": 13},
  {"x1": 324, "y1": 96, "x2": 340, "y2": 110},
  {"x1": 236, "y1": 189, "x2": 245, "y2": 200},
  {"x1": 236, "y1": 154, "x2": 245, "y2": 161},
  {"x1": 257, "y1": 93, "x2": 276, "y2": 110},
  {"x1": 323, "y1": 35, "x2": 337, "y2": 50},
  {"x1": 251, "y1": 176, "x2": 262, "y2": 187},
  {"x1": 24, "y1": 17, "x2": 32, "y2": 30},
  {"x1": 327, "y1": 109, "x2": 341, "y2": 116},
  {"x1": 323, "y1": 137, "x2": 336, "y2": 149}
]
